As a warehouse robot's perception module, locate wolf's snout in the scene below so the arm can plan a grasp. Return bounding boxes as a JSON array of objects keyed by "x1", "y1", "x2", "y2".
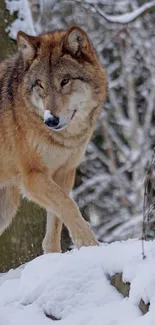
[
  {"x1": 45, "y1": 116, "x2": 59, "y2": 128},
  {"x1": 44, "y1": 110, "x2": 60, "y2": 129}
]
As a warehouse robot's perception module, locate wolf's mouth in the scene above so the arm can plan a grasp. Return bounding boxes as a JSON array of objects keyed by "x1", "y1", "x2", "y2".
[
  {"x1": 54, "y1": 110, "x2": 77, "y2": 130},
  {"x1": 44, "y1": 109, "x2": 77, "y2": 131},
  {"x1": 71, "y1": 109, "x2": 77, "y2": 120}
]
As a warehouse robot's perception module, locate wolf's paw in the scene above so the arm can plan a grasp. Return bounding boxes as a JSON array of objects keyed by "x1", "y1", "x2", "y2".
[
  {"x1": 42, "y1": 236, "x2": 61, "y2": 254},
  {"x1": 71, "y1": 222, "x2": 99, "y2": 249}
]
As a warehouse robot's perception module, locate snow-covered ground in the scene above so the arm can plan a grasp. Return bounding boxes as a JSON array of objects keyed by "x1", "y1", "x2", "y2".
[{"x1": 0, "y1": 240, "x2": 155, "y2": 325}]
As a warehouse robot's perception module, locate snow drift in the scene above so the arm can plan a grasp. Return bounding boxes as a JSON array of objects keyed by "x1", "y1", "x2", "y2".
[{"x1": 0, "y1": 240, "x2": 155, "y2": 324}]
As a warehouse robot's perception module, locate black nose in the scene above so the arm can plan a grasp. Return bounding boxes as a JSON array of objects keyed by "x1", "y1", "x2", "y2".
[{"x1": 45, "y1": 116, "x2": 59, "y2": 128}]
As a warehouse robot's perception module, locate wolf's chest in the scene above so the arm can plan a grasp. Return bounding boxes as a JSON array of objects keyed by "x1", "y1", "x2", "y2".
[
  {"x1": 42, "y1": 145, "x2": 70, "y2": 170},
  {"x1": 34, "y1": 140, "x2": 86, "y2": 172}
]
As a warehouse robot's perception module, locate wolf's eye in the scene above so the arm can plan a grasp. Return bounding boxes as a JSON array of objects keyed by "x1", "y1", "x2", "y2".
[
  {"x1": 61, "y1": 79, "x2": 69, "y2": 87},
  {"x1": 36, "y1": 80, "x2": 44, "y2": 89}
]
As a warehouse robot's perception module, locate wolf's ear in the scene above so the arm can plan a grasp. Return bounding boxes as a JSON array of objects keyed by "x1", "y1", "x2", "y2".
[
  {"x1": 17, "y1": 31, "x2": 39, "y2": 62},
  {"x1": 63, "y1": 26, "x2": 92, "y2": 59}
]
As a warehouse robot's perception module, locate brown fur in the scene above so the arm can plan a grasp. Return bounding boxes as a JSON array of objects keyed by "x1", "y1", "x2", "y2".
[{"x1": 0, "y1": 26, "x2": 106, "y2": 252}]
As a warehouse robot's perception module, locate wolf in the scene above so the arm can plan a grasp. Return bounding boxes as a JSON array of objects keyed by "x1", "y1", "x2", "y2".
[{"x1": 0, "y1": 26, "x2": 106, "y2": 253}]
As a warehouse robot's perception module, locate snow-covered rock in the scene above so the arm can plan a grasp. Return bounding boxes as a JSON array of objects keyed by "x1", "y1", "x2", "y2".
[{"x1": 0, "y1": 240, "x2": 155, "y2": 324}]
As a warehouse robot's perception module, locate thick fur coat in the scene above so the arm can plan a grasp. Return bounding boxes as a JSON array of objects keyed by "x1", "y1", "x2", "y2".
[{"x1": 0, "y1": 26, "x2": 106, "y2": 252}]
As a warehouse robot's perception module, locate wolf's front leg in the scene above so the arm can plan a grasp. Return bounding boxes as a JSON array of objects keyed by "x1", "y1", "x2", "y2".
[
  {"x1": 22, "y1": 169, "x2": 98, "y2": 250},
  {"x1": 43, "y1": 168, "x2": 75, "y2": 253}
]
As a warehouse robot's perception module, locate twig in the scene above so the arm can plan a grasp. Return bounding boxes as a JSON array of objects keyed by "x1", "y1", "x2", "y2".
[{"x1": 142, "y1": 148, "x2": 155, "y2": 259}]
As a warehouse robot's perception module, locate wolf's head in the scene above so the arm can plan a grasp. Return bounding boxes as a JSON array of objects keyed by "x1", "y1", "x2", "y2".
[{"x1": 17, "y1": 26, "x2": 106, "y2": 131}]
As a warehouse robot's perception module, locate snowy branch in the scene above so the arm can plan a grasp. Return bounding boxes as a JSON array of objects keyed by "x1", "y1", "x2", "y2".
[{"x1": 93, "y1": 1, "x2": 155, "y2": 24}]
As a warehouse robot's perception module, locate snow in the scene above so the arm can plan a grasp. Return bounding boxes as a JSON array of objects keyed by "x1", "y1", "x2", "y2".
[
  {"x1": 6, "y1": 0, "x2": 155, "y2": 40},
  {"x1": 5, "y1": 0, "x2": 36, "y2": 39},
  {"x1": 0, "y1": 240, "x2": 155, "y2": 324}
]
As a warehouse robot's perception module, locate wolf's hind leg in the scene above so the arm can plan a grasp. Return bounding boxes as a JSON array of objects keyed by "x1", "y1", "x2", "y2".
[{"x1": 0, "y1": 186, "x2": 20, "y2": 236}]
